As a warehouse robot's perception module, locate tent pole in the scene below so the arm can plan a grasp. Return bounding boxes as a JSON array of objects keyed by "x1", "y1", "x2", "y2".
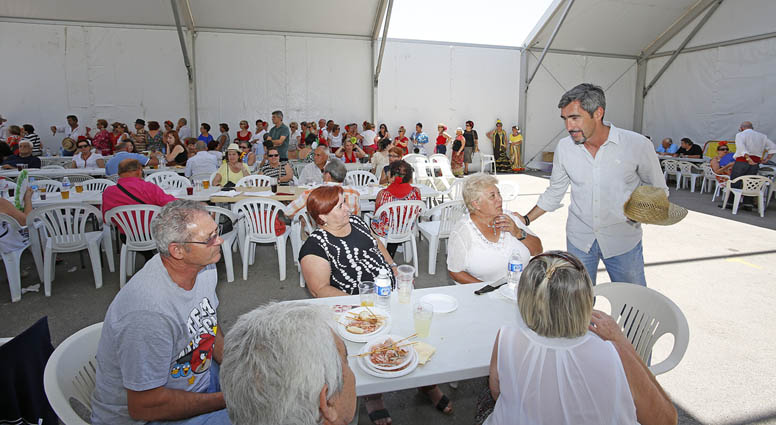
[
  {"x1": 644, "y1": 0, "x2": 723, "y2": 96},
  {"x1": 372, "y1": 0, "x2": 394, "y2": 124},
  {"x1": 632, "y1": 59, "x2": 647, "y2": 133},
  {"x1": 649, "y1": 31, "x2": 776, "y2": 59},
  {"x1": 639, "y1": 0, "x2": 718, "y2": 58},
  {"x1": 518, "y1": 49, "x2": 528, "y2": 167},
  {"x1": 525, "y1": 0, "x2": 575, "y2": 88},
  {"x1": 170, "y1": 0, "x2": 198, "y2": 128}
]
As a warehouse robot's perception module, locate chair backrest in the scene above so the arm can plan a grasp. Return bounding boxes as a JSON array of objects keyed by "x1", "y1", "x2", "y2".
[
  {"x1": 293, "y1": 207, "x2": 318, "y2": 232},
  {"x1": 33, "y1": 179, "x2": 63, "y2": 192},
  {"x1": 728, "y1": 175, "x2": 770, "y2": 195},
  {"x1": 594, "y1": 283, "x2": 689, "y2": 375},
  {"x1": 43, "y1": 322, "x2": 102, "y2": 425},
  {"x1": 204, "y1": 205, "x2": 238, "y2": 235},
  {"x1": 374, "y1": 200, "x2": 426, "y2": 237},
  {"x1": 144, "y1": 171, "x2": 181, "y2": 188},
  {"x1": 27, "y1": 203, "x2": 103, "y2": 250},
  {"x1": 233, "y1": 198, "x2": 286, "y2": 240},
  {"x1": 104, "y1": 204, "x2": 161, "y2": 249},
  {"x1": 678, "y1": 161, "x2": 700, "y2": 174},
  {"x1": 66, "y1": 174, "x2": 93, "y2": 184},
  {"x1": 702, "y1": 164, "x2": 715, "y2": 178},
  {"x1": 662, "y1": 159, "x2": 679, "y2": 173},
  {"x1": 41, "y1": 165, "x2": 65, "y2": 170},
  {"x1": 435, "y1": 200, "x2": 466, "y2": 237},
  {"x1": 81, "y1": 178, "x2": 116, "y2": 192},
  {"x1": 445, "y1": 178, "x2": 465, "y2": 201},
  {"x1": 0, "y1": 212, "x2": 23, "y2": 234},
  {"x1": 345, "y1": 170, "x2": 378, "y2": 186},
  {"x1": 236, "y1": 175, "x2": 272, "y2": 188},
  {"x1": 403, "y1": 155, "x2": 432, "y2": 178},
  {"x1": 429, "y1": 155, "x2": 454, "y2": 178},
  {"x1": 190, "y1": 173, "x2": 213, "y2": 184}
]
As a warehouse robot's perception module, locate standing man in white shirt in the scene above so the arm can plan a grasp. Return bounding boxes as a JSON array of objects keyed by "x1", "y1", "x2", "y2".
[
  {"x1": 51, "y1": 114, "x2": 87, "y2": 141},
  {"x1": 727, "y1": 121, "x2": 776, "y2": 209},
  {"x1": 520, "y1": 83, "x2": 667, "y2": 286},
  {"x1": 176, "y1": 118, "x2": 191, "y2": 140}
]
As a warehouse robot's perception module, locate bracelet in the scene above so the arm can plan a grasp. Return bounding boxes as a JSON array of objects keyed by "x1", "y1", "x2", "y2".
[
  {"x1": 389, "y1": 262, "x2": 398, "y2": 268},
  {"x1": 523, "y1": 214, "x2": 531, "y2": 226}
]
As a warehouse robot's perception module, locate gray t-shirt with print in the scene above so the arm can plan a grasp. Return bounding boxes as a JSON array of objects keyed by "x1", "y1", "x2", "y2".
[{"x1": 91, "y1": 255, "x2": 220, "y2": 425}]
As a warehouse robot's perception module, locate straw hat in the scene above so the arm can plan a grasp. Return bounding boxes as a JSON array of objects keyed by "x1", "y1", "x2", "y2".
[
  {"x1": 623, "y1": 186, "x2": 687, "y2": 225},
  {"x1": 225, "y1": 143, "x2": 240, "y2": 151},
  {"x1": 61, "y1": 137, "x2": 76, "y2": 152}
]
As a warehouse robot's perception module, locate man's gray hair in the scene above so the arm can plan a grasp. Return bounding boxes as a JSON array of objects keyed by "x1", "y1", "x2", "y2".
[
  {"x1": 151, "y1": 200, "x2": 209, "y2": 256},
  {"x1": 221, "y1": 302, "x2": 344, "y2": 425},
  {"x1": 324, "y1": 158, "x2": 347, "y2": 183},
  {"x1": 741, "y1": 121, "x2": 753, "y2": 130},
  {"x1": 18, "y1": 140, "x2": 32, "y2": 147},
  {"x1": 462, "y1": 173, "x2": 498, "y2": 212},
  {"x1": 272, "y1": 110, "x2": 283, "y2": 120},
  {"x1": 195, "y1": 140, "x2": 207, "y2": 151},
  {"x1": 557, "y1": 83, "x2": 606, "y2": 118}
]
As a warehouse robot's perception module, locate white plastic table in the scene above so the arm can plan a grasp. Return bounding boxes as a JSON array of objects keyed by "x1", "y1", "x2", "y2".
[
  {"x1": 657, "y1": 155, "x2": 709, "y2": 163},
  {"x1": 0, "y1": 168, "x2": 107, "y2": 178},
  {"x1": 1, "y1": 187, "x2": 222, "y2": 207},
  {"x1": 295, "y1": 283, "x2": 518, "y2": 396}
]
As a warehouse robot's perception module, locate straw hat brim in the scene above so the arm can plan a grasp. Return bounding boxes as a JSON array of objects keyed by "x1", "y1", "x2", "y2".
[{"x1": 624, "y1": 196, "x2": 688, "y2": 225}]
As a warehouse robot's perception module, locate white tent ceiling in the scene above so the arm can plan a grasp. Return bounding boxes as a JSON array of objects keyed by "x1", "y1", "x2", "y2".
[{"x1": 0, "y1": 0, "x2": 382, "y2": 38}]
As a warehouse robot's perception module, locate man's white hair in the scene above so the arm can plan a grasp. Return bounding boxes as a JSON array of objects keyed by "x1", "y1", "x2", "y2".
[{"x1": 221, "y1": 302, "x2": 344, "y2": 425}]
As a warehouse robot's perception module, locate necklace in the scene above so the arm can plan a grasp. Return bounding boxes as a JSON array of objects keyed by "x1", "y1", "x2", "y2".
[{"x1": 471, "y1": 214, "x2": 498, "y2": 237}]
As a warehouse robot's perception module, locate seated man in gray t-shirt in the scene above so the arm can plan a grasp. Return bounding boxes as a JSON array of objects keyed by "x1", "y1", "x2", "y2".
[{"x1": 91, "y1": 200, "x2": 231, "y2": 425}]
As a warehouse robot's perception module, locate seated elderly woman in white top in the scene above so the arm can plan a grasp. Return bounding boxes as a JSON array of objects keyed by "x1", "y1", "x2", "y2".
[
  {"x1": 447, "y1": 174, "x2": 542, "y2": 283},
  {"x1": 71, "y1": 140, "x2": 105, "y2": 168},
  {"x1": 220, "y1": 302, "x2": 356, "y2": 425},
  {"x1": 482, "y1": 251, "x2": 677, "y2": 425}
]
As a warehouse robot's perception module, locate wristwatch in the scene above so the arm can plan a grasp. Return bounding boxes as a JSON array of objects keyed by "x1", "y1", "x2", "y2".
[{"x1": 517, "y1": 229, "x2": 527, "y2": 241}]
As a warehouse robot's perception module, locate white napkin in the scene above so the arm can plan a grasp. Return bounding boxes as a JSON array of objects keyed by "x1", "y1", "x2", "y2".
[
  {"x1": 211, "y1": 190, "x2": 240, "y2": 197},
  {"x1": 241, "y1": 191, "x2": 275, "y2": 197}
]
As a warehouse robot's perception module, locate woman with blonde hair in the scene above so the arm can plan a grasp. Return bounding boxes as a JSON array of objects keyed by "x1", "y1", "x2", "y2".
[{"x1": 480, "y1": 251, "x2": 677, "y2": 425}]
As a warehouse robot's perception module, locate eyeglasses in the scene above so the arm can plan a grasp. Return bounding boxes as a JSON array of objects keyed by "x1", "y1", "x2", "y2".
[
  {"x1": 176, "y1": 224, "x2": 223, "y2": 247},
  {"x1": 268, "y1": 154, "x2": 279, "y2": 157},
  {"x1": 529, "y1": 250, "x2": 586, "y2": 275}
]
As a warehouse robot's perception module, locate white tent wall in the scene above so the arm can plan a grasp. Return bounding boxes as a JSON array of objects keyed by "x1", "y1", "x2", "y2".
[
  {"x1": 194, "y1": 32, "x2": 372, "y2": 127},
  {"x1": 0, "y1": 22, "x2": 188, "y2": 153},
  {"x1": 376, "y1": 40, "x2": 521, "y2": 157},
  {"x1": 523, "y1": 51, "x2": 637, "y2": 165}
]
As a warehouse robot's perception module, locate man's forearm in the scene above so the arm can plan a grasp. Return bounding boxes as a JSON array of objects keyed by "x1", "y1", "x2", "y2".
[
  {"x1": 525, "y1": 205, "x2": 547, "y2": 224},
  {"x1": 128, "y1": 388, "x2": 225, "y2": 422}
]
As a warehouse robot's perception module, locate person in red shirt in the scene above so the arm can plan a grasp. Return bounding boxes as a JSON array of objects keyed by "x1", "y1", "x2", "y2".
[{"x1": 393, "y1": 126, "x2": 409, "y2": 156}]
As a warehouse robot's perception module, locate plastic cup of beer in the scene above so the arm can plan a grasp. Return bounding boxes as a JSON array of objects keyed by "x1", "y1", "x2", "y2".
[
  {"x1": 39, "y1": 186, "x2": 46, "y2": 193},
  {"x1": 202, "y1": 180, "x2": 210, "y2": 189},
  {"x1": 413, "y1": 301, "x2": 433, "y2": 338},
  {"x1": 358, "y1": 281, "x2": 375, "y2": 307},
  {"x1": 75, "y1": 185, "x2": 84, "y2": 193},
  {"x1": 396, "y1": 265, "x2": 415, "y2": 304},
  {"x1": 61, "y1": 190, "x2": 70, "y2": 200}
]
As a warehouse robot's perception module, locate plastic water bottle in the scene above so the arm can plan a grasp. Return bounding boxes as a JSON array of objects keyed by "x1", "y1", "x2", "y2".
[
  {"x1": 375, "y1": 268, "x2": 392, "y2": 313},
  {"x1": 507, "y1": 254, "x2": 524, "y2": 290},
  {"x1": 159, "y1": 154, "x2": 167, "y2": 168},
  {"x1": 29, "y1": 177, "x2": 38, "y2": 200},
  {"x1": 62, "y1": 176, "x2": 71, "y2": 192}
]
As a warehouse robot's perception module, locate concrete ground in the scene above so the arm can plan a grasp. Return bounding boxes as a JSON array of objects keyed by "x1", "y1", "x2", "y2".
[{"x1": 1, "y1": 171, "x2": 775, "y2": 425}]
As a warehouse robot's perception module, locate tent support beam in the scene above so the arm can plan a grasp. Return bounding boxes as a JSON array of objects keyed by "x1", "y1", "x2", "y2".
[
  {"x1": 371, "y1": 0, "x2": 393, "y2": 123},
  {"x1": 518, "y1": 49, "x2": 529, "y2": 167},
  {"x1": 632, "y1": 59, "x2": 647, "y2": 133},
  {"x1": 639, "y1": 0, "x2": 718, "y2": 58},
  {"x1": 527, "y1": 47, "x2": 637, "y2": 60},
  {"x1": 649, "y1": 31, "x2": 776, "y2": 58},
  {"x1": 170, "y1": 0, "x2": 198, "y2": 129},
  {"x1": 373, "y1": 0, "x2": 393, "y2": 87},
  {"x1": 525, "y1": 0, "x2": 575, "y2": 88},
  {"x1": 644, "y1": 0, "x2": 723, "y2": 96}
]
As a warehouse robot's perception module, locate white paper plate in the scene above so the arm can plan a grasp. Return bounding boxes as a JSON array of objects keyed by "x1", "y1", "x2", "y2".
[
  {"x1": 358, "y1": 344, "x2": 418, "y2": 379},
  {"x1": 337, "y1": 307, "x2": 391, "y2": 343},
  {"x1": 363, "y1": 334, "x2": 416, "y2": 371},
  {"x1": 498, "y1": 284, "x2": 517, "y2": 301},
  {"x1": 419, "y1": 294, "x2": 458, "y2": 313}
]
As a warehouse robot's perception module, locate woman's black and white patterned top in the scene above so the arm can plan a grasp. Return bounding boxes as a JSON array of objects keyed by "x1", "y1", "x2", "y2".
[
  {"x1": 299, "y1": 215, "x2": 396, "y2": 295},
  {"x1": 259, "y1": 163, "x2": 291, "y2": 186}
]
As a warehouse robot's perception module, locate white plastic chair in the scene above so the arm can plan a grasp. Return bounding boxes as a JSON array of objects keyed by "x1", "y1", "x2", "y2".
[
  {"x1": 418, "y1": 200, "x2": 466, "y2": 274},
  {"x1": 0, "y1": 213, "x2": 42, "y2": 302},
  {"x1": 190, "y1": 172, "x2": 214, "y2": 185},
  {"x1": 365, "y1": 200, "x2": 426, "y2": 276},
  {"x1": 161, "y1": 174, "x2": 192, "y2": 190},
  {"x1": 594, "y1": 283, "x2": 689, "y2": 375},
  {"x1": 722, "y1": 175, "x2": 770, "y2": 217},
  {"x1": 27, "y1": 204, "x2": 105, "y2": 297},
  {"x1": 208, "y1": 170, "x2": 220, "y2": 186},
  {"x1": 496, "y1": 182, "x2": 520, "y2": 210},
  {"x1": 144, "y1": 171, "x2": 182, "y2": 188},
  {"x1": 205, "y1": 206, "x2": 238, "y2": 283},
  {"x1": 480, "y1": 154, "x2": 496, "y2": 175},
  {"x1": 233, "y1": 198, "x2": 291, "y2": 281},
  {"x1": 662, "y1": 160, "x2": 681, "y2": 189},
  {"x1": 429, "y1": 154, "x2": 455, "y2": 191},
  {"x1": 33, "y1": 179, "x2": 63, "y2": 192},
  {"x1": 43, "y1": 322, "x2": 102, "y2": 425},
  {"x1": 402, "y1": 155, "x2": 434, "y2": 187},
  {"x1": 66, "y1": 174, "x2": 93, "y2": 184},
  {"x1": 345, "y1": 170, "x2": 378, "y2": 186},
  {"x1": 104, "y1": 205, "x2": 160, "y2": 287},
  {"x1": 236, "y1": 175, "x2": 272, "y2": 188},
  {"x1": 439, "y1": 178, "x2": 465, "y2": 202},
  {"x1": 289, "y1": 207, "x2": 318, "y2": 288},
  {"x1": 678, "y1": 161, "x2": 703, "y2": 192},
  {"x1": 81, "y1": 178, "x2": 116, "y2": 192}
]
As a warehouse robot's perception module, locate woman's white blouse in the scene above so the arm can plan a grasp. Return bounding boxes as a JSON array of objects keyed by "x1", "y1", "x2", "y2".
[
  {"x1": 484, "y1": 323, "x2": 638, "y2": 425},
  {"x1": 446, "y1": 212, "x2": 532, "y2": 282},
  {"x1": 73, "y1": 151, "x2": 104, "y2": 168}
]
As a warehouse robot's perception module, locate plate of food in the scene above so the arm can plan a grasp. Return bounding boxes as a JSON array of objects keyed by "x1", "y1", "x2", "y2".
[
  {"x1": 356, "y1": 335, "x2": 419, "y2": 378},
  {"x1": 363, "y1": 335, "x2": 416, "y2": 371},
  {"x1": 337, "y1": 307, "x2": 390, "y2": 343}
]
